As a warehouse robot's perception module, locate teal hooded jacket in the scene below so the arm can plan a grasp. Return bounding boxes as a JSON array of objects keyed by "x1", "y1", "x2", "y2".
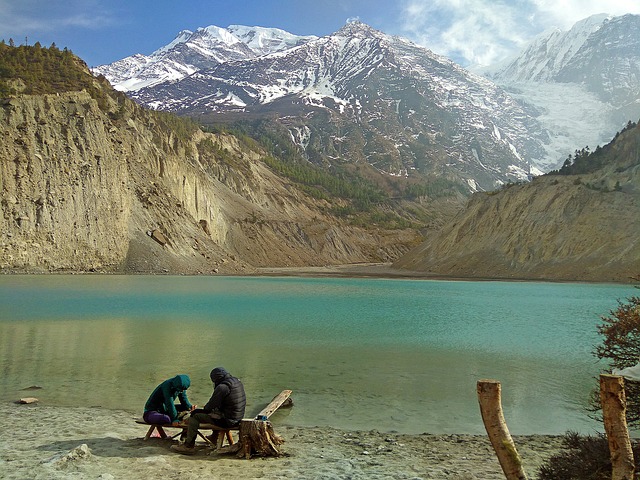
[{"x1": 144, "y1": 374, "x2": 192, "y2": 422}]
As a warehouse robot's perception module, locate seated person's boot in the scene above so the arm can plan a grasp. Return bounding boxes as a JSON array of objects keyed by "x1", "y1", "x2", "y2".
[{"x1": 170, "y1": 443, "x2": 196, "y2": 455}]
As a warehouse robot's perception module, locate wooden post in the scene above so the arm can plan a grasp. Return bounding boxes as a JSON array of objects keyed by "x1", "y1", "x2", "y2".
[
  {"x1": 600, "y1": 374, "x2": 635, "y2": 480},
  {"x1": 477, "y1": 379, "x2": 528, "y2": 480}
]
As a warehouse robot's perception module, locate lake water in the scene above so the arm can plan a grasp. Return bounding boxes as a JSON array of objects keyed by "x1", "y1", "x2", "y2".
[{"x1": 0, "y1": 275, "x2": 635, "y2": 435}]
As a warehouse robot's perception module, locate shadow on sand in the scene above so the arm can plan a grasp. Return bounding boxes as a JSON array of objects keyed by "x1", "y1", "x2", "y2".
[{"x1": 35, "y1": 436, "x2": 241, "y2": 461}]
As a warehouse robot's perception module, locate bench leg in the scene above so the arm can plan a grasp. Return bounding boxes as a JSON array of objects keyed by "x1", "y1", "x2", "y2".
[
  {"x1": 196, "y1": 430, "x2": 234, "y2": 449},
  {"x1": 144, "y1": 425, "x2": 155, "y2": 440},
  {"x1": 144, "y1": 425, "x2": 168, "y2": 440},
  {"x1": 197, "y1": 429, "x2": 223, "y2": 447},
  {"x1": 216, "y1": 430, "x2": 234, "y2": 448}
]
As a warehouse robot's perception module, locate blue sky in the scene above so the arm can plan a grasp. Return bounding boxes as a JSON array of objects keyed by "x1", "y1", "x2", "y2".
[{"x1": 1, "y1": 0, "x2": 639, "y2": 68}]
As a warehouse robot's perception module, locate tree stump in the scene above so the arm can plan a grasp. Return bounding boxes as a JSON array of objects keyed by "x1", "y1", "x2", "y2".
[
  {"x1": 477, "y1": 379, "x2": 528, "y2": 480},
  {"x1": 216, "y1": 419, "x2": 284, "y2": 459},
  {"x1": 600, "y1": 374, "x2": 635, "y2": 480},
  {"x1": 215, "y1": 390, "x2": 292, "y2": 459}
]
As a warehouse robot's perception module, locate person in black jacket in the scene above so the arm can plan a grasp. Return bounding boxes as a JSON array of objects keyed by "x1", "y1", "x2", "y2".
[{"x1": 171, "y1": 367, "x2": 246, "y2": 455}]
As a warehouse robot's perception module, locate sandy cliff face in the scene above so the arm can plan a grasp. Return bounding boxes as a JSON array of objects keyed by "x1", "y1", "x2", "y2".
[
  {"x1": 1, "y1": 92, "x2": 132, "y2": 271},
  {"x1": 0, "y1": 91, "x2": 419, "y2": 274},
  {"x1": 395, "y1": 125, "x2": 640, "y2": 283}
]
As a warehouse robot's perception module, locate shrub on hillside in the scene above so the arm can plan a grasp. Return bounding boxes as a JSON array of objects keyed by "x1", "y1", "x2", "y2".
[{"x1": 594, "y1": 292, "x2": 640, "y2": 425}]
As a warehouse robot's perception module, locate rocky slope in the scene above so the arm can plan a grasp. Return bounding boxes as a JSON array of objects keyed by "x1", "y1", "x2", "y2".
[
  {"x1": 394, "y1": 122, "x2": 640, "y2": 283},
  {"x1": 0, "y1": 47, "x2": 423, "y2": 274}
]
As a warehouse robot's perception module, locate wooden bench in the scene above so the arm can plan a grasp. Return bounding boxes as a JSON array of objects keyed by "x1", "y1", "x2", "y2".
[
  {"x1": 135, "y1": 419, "x2": 237, "y2": 450},
  {"x1": 136, "y1": 389, "x2": 293, "y2": 456}
]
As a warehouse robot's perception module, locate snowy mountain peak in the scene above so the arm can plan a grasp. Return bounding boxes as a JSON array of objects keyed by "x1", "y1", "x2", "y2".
[
  {"x1": 484, "y1": 13, "x2": 611, "y2": 82},
  {"x1": 199, "y1": 25, "x2": 241, "y2": 44},
  {"x1": 573, "y1": 12, "x2": 611, "y2": 29},
  {"x1": 227, "y1": 25, "x2": 317, "y2": 56},
  {"x1": 336, "y1": 20, "x2": 382, "y2": 38},
  {"x1": 95, "y1": 15, "x2": 639, "y2": 188},
  {"x1": 127, "y1": 20, "x2": 551, "y2": 189},
  {"x1": 93, "y1": 24, "x2": 318, "y2": 91},
  {"x1": 154, "y1": 29, "x2": 193, "y2": 55}
]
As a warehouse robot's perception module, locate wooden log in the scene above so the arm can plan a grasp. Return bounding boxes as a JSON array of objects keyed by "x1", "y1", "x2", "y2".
[
  {"x1": 600, "y1": 374, "x2": 635, "y2": 480},
  {"x1": 257, "y1": 389, "x2": 293, "y2": 419},
  {"x1": 477, "y1": 379, "x2": 528, "y2": 480}
]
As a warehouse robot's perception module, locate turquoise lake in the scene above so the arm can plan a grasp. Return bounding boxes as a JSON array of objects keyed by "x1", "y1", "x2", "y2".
[{"x1": 0, "y1": 275, "x2": 635, "y2": 435}]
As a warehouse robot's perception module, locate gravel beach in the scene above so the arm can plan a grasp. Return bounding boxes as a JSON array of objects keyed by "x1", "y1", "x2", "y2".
[{"x1": 0, "y1": 401, "x2": 565, "y2": 479}]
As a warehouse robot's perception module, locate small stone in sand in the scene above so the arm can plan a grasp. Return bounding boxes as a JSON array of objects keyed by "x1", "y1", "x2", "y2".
[
  {"x1": 47, "y1": 444, "x2": 92, "y2": 467},
  {"x1": 18, "y1": 397, "x2": 39, "y2": 404}
]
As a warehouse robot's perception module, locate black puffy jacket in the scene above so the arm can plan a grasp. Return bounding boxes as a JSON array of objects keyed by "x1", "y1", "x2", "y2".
[{"x1": 204, "y1": 367, "x2": 246, "y2": 423}]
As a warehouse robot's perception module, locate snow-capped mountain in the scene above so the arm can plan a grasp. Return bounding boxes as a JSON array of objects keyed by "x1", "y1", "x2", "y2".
[
  {"x1": 483, "y1": 14, "x2": 610, "y2": 83},
  {"x1": 96, "y1": 15, "x2": 640, "y2": 182},
  {"x1": 481, "y1": 14, "x2": 640, "y2": 168},
  {"x1": 226, "y1": 25, "x2": 317, "y2": 56},
  {"x1": 110, "y1": 21, "x2": 548, "y2": 191},
  {"x1": 93, "y1": 26, "x2": 316, "y2": 92}
]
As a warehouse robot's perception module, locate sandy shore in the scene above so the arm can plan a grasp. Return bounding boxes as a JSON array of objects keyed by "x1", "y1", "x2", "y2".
[
  {"x1": 253, "y1": 263, "x2": 555, "y2": 283},
  {"x1": 1, "y1": 401, "x2": 565, "y2": 480},
  {"x1": 255, "y1": 263, "x2": 439, "y2": 279}
]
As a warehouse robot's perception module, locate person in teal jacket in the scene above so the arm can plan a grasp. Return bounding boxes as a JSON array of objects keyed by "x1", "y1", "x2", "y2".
[{"x1": 143, "y1": 374, "x2": 195, "y2": 425}]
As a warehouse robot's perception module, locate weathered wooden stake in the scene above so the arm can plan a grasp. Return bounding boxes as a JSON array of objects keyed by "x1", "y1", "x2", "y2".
[
  {"x1": 477, "y1": 379, "x2": 528, "y2": 480},
  {"x1": 600, "y1": 374, "x2": 635, "y2": 480}
]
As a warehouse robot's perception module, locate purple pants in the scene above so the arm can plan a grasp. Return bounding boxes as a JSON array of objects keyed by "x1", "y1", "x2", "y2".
[{"x1": 143, "y1": 410, "x2": 172, "y2": 424}]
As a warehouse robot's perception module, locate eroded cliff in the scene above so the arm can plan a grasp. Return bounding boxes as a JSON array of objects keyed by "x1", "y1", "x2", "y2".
[
  {"x1": 395, "y1": 123, "x2": 640, "y2": 283},
  {"x1": 0, "y1": 88, "x2": 420, "y2": 274}
]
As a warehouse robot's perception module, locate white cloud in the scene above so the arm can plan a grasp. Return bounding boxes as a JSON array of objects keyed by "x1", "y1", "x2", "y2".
[
  {"x1": 0, "y1": 0, "x2": 116, "y2": 37},
  {"x1": 399, "y1": 0, "x2": 640, "y2": 67},
  {"x1": 531, "y1": 0, "x2": 640, "y2": 28}
]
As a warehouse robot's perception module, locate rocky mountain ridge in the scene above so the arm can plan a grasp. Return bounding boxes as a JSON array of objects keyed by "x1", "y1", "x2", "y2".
[
  {"x1": 119, "y1": 21, "x2": 549, "y2": 192},
  {"x1": 96, "y1": 15, "x2": 640, "y2": 189}
]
